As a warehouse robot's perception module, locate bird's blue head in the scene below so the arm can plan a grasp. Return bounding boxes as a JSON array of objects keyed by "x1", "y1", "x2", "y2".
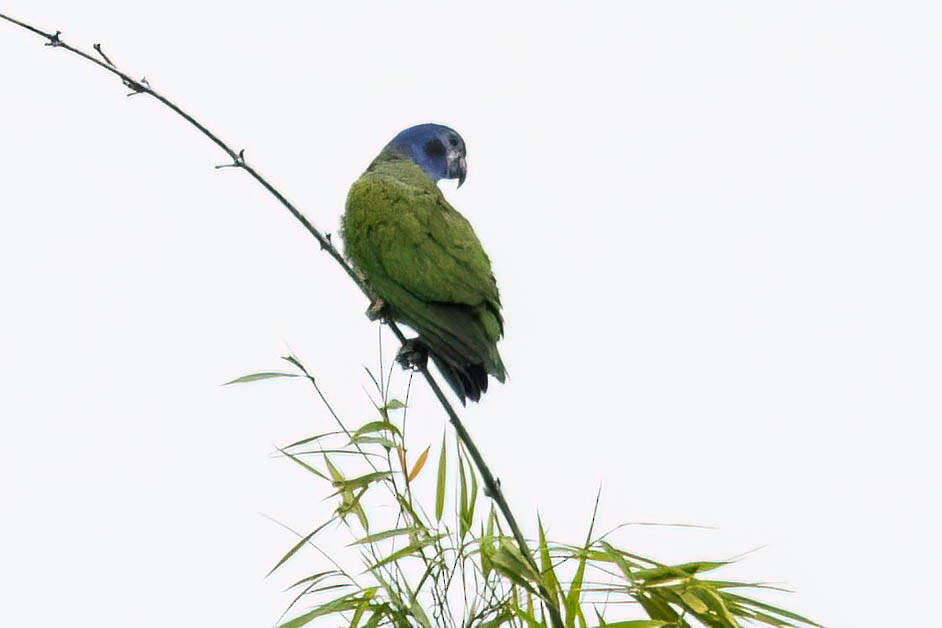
[{"x1": 386, "y1": 123, "x2": 468, "y2": 187}]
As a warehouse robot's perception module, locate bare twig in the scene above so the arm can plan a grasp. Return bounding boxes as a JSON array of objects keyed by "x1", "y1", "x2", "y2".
[{"x1": 0, "y1": 12, "x2": 562, "y2": 626}]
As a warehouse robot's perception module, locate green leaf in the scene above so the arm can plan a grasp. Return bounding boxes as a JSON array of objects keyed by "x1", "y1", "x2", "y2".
[
  {"x1": 267, "y1": 521, "x2": 331, "y2": 577},
  {"x1": 350, "y1": 435, "x2": 399, "y2": 449},
  {"x1": 477, "y1": 610, "x2": 514, "y2": 628},
  {"x1": 282, "y1": 432, "x2": 341, "y2": 449},
  {"x1": 679, "y1": 590, "x2": 710, "y2": 614},
  {"x1": 689, "y1": 584, "x2": 738, "y2": 625},
  {"x1": 634, "y1": 592, "x2": 680, "y2": 622},
  {"x1": 324, "y1": 456, "x2": 344, "y2": 483},
  {"x1": 340, "y1": 487, "x2": 371, "y2": 532},
  {"x1": 458, "y1": 455, "x2": 470, "y2": 538},
  {"x1": 597, "y1": 622, "x2": 672, "y2": 627},
  {"x1": 410, "y1": 595, "x2": 433, "y2": 628},
  {"x1": 465, "y1": 459, "x2": 479, "y2": 533},
  {"x1": 363, "y1": 609, "x2": 385, "y2": 628},
  {"x1": 278, "y1": 593, "x2": 364, "y2": 628},
  {"x1": 488, "y1": 541, "x2": 539, "y2": 594},
  {"x1": 633, "y1": 561, "x2": 728, "y2": 585},
  {"x1": 352, "y1": 420, "x2": 402, "y2": 439},
  {"x1": 599, "y1": 541, "x2": 639, "y2": 584},
  {"x1": 332, "y1": 471, "x2": 392, "y2": 491},
  {"x1": 278, "y1": 448, "x2": 329, "y2": 481},
  {"x1": 538, "y1": 518, "x2": 562, "y2": 606},
  {"x1": 284, "y1": 570, "x2": 336, "y2": 591},
  {"x1": 384, "y1": 399, "x2": 406, "y2": 410},
  {"x1": 224, "y1": 371, "x2": 299, "y2": 385},
  {"x1": 723, "y1": 593, "x2": 822, "y2": 626},
  {"x1": 351, "y1": 527, "x2": 426, "y2": 546},
  {"x1": 565, "y1": 508, "x2": 598, "y2": 628},
  {"x1": 435, "y1": 433, "x2": 447, "y2": 521},
  {"x1": 349, "y1": 588, "x2": 377, "y2": 628},
  {"x1": 367, "y1": 534, "x2": 444, "y2": 570},
  {"x1": 480, "y1": 511, "x2": 496, "y2": 578}
]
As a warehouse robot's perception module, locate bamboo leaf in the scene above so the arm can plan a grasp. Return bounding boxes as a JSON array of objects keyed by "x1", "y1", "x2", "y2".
[
  {"x1": 466, "y1": 459, "x2": 479, "y2": 533},
  {"x1": 350, "y1": 435, "x2": 398, "y2": 449},
  {"x1": 458, "y1": 454, "x2": 470, "y2": 538},
  {"x1": 278, "y1": 593, "x2": 364, "y2": 628},
  {"x1": 282, "y1": 432, "x2": 341, "y2": 449},
  {"x1": 723, "y1": 593, "x2": 822, "y2": 626},
  {"x1": 435, "y1": 433, "x2": 447, "y2": 521},
  {"x1": 408, "y1": 445, "x2": 431, "y2": 482},
  {"x1": 599, "y1": 541, "x2": 638, "y2": 584},
  {"x1": 397, "y1": 447, "x2": 408, "y2": 475},
  {"x1": 489, "y1": 543, "x2": 539, "y2": 594},
  {"x1": 565, "y1": 512, "x2": 597, "y2": 627},
  {"x1": 278, "y1": 448, "x2": 329, "y2": 481},
  {"x1": 349, "y1": 588, "x2": 377, "y2": 628},
  {"x1": 363, "y1": 609, "x2": 385, "y2": 628},
  {"x1": 367, "y1": 534, "x2": 444, "y2": 570},
  {"x1": 690, "y1": 584, "x2": 738, "y2": 625},
  {"x1": 333, "y1": 471, "x2": 392, "y2": 491},
  {"x1": 351, "y1": 527, "x2": 426, "y2": 546},
  {"x1": 284, "y1": 570, "x2": 336, "y2": 591},
  {"x1": 410, "y1": 596, "x2": 433, "y2": 628},
  {"x1": 352, "y1": 420, "x2": 402, "y2": 439},
  {"x1": 480, "y1": 512, "x2": 496, "y2": 578},
  {"x1": 267, "y1": 521, "x2": 331, "y2": 577},
  {"x1": 598, "y1": 622, "x2": 672, "y2": 627},
  {"x1": 634, "y1": 592, "x2": 680, "y2": 622},
  {"x1": 679, "y1": 590, "x2": 710, "y2": 614},
  {"x1": 324, "y1": 456, "x2": 344, "y2": 484},
  {"x1": 538, "y1": 518, "x2": 562, "y2": 606},
  {"x1": 224, "y1": 371, "x2": 299, "y2": 385}
]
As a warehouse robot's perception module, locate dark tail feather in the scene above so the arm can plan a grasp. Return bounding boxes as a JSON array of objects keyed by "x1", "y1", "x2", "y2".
[{"x1": 429, "y1": 352, "x2": 489, "y2": 405}]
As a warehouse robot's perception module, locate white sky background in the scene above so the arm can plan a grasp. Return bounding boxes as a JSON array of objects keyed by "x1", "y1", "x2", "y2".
[{"x1": 1, "y1": 1, "x2": 939, "y2": 625}]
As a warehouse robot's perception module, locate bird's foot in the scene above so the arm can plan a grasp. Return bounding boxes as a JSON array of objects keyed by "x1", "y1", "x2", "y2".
[
  {"x1": 396, "y1": 338, "x2": 429, "y2": 372},
  {"x1": 365, "y1": 298, "x2": 387, "y2": 321}
]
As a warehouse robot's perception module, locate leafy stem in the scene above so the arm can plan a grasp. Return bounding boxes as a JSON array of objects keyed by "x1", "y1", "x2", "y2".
[{"x1": 0, "y1": 11, "x2": 563, "y2": 627}]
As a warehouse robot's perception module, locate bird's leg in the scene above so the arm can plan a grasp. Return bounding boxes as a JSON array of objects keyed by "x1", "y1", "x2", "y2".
[
  {"x1": 396, "y1": 338, "x2": 429, "y2": 371},
  {"x1": 365, "y1": 298, "x2": 387, "y2": 321}
]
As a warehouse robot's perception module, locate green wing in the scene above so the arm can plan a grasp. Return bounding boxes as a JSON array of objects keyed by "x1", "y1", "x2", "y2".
[{"x1": 342, "y1": 155, "x2": 505, "y2": 381}]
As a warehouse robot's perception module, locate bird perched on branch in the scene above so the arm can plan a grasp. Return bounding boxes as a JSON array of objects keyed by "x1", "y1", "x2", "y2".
[{"x1": 342, "y1": 123, "x2": 506, "y2": 404}]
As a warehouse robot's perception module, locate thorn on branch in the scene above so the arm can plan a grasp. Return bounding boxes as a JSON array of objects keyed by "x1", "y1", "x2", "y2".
[
  {"x1": 214, "y1": 148, "x2": 246, "y2": 170},
  {"x1": 322, "y1": 232, "x2": 333, "y2": 251},
  {"x1": 44, "y1": 30, "x2": 62, "y2": 47}
]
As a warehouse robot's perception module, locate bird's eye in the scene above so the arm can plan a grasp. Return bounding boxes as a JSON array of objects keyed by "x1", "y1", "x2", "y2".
[
  {"x1": 424, "y1": 139, "x2": 446, "y2": 158},
  {"x1": 448, "y1": 137, "x2": 459, "y2": 147}
]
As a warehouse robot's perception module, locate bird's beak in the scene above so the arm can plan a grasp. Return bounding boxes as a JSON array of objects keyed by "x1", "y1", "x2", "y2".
[
  {"x1": 456, "y1": 156, "x2": 467, "y2": 188},
  {"x1": 447, "y1": 149, "x2": 467, "y2": 188}
]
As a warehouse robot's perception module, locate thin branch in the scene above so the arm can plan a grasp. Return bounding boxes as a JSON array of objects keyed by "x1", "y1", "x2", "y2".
[{"x1": 0, "y1": 12, "x2": 563, "y2": 627}]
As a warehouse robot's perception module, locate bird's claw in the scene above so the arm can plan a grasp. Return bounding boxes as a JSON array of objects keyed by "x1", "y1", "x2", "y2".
[
  {"x1": 366, "y1": 298, "x2": 386, "y2": 321},
  {"x1": 396, "y1": 338, "x2": 429, "y2": 372}
]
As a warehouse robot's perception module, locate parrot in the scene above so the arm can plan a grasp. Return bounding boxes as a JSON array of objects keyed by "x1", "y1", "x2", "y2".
[{"x1": 342, "y1": 123, "x2": 506, "y2": 404}]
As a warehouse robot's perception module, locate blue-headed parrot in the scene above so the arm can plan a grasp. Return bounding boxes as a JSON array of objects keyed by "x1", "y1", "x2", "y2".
[{"x1": 342, "y1": 123, "x2": 506, "y2": 404}]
